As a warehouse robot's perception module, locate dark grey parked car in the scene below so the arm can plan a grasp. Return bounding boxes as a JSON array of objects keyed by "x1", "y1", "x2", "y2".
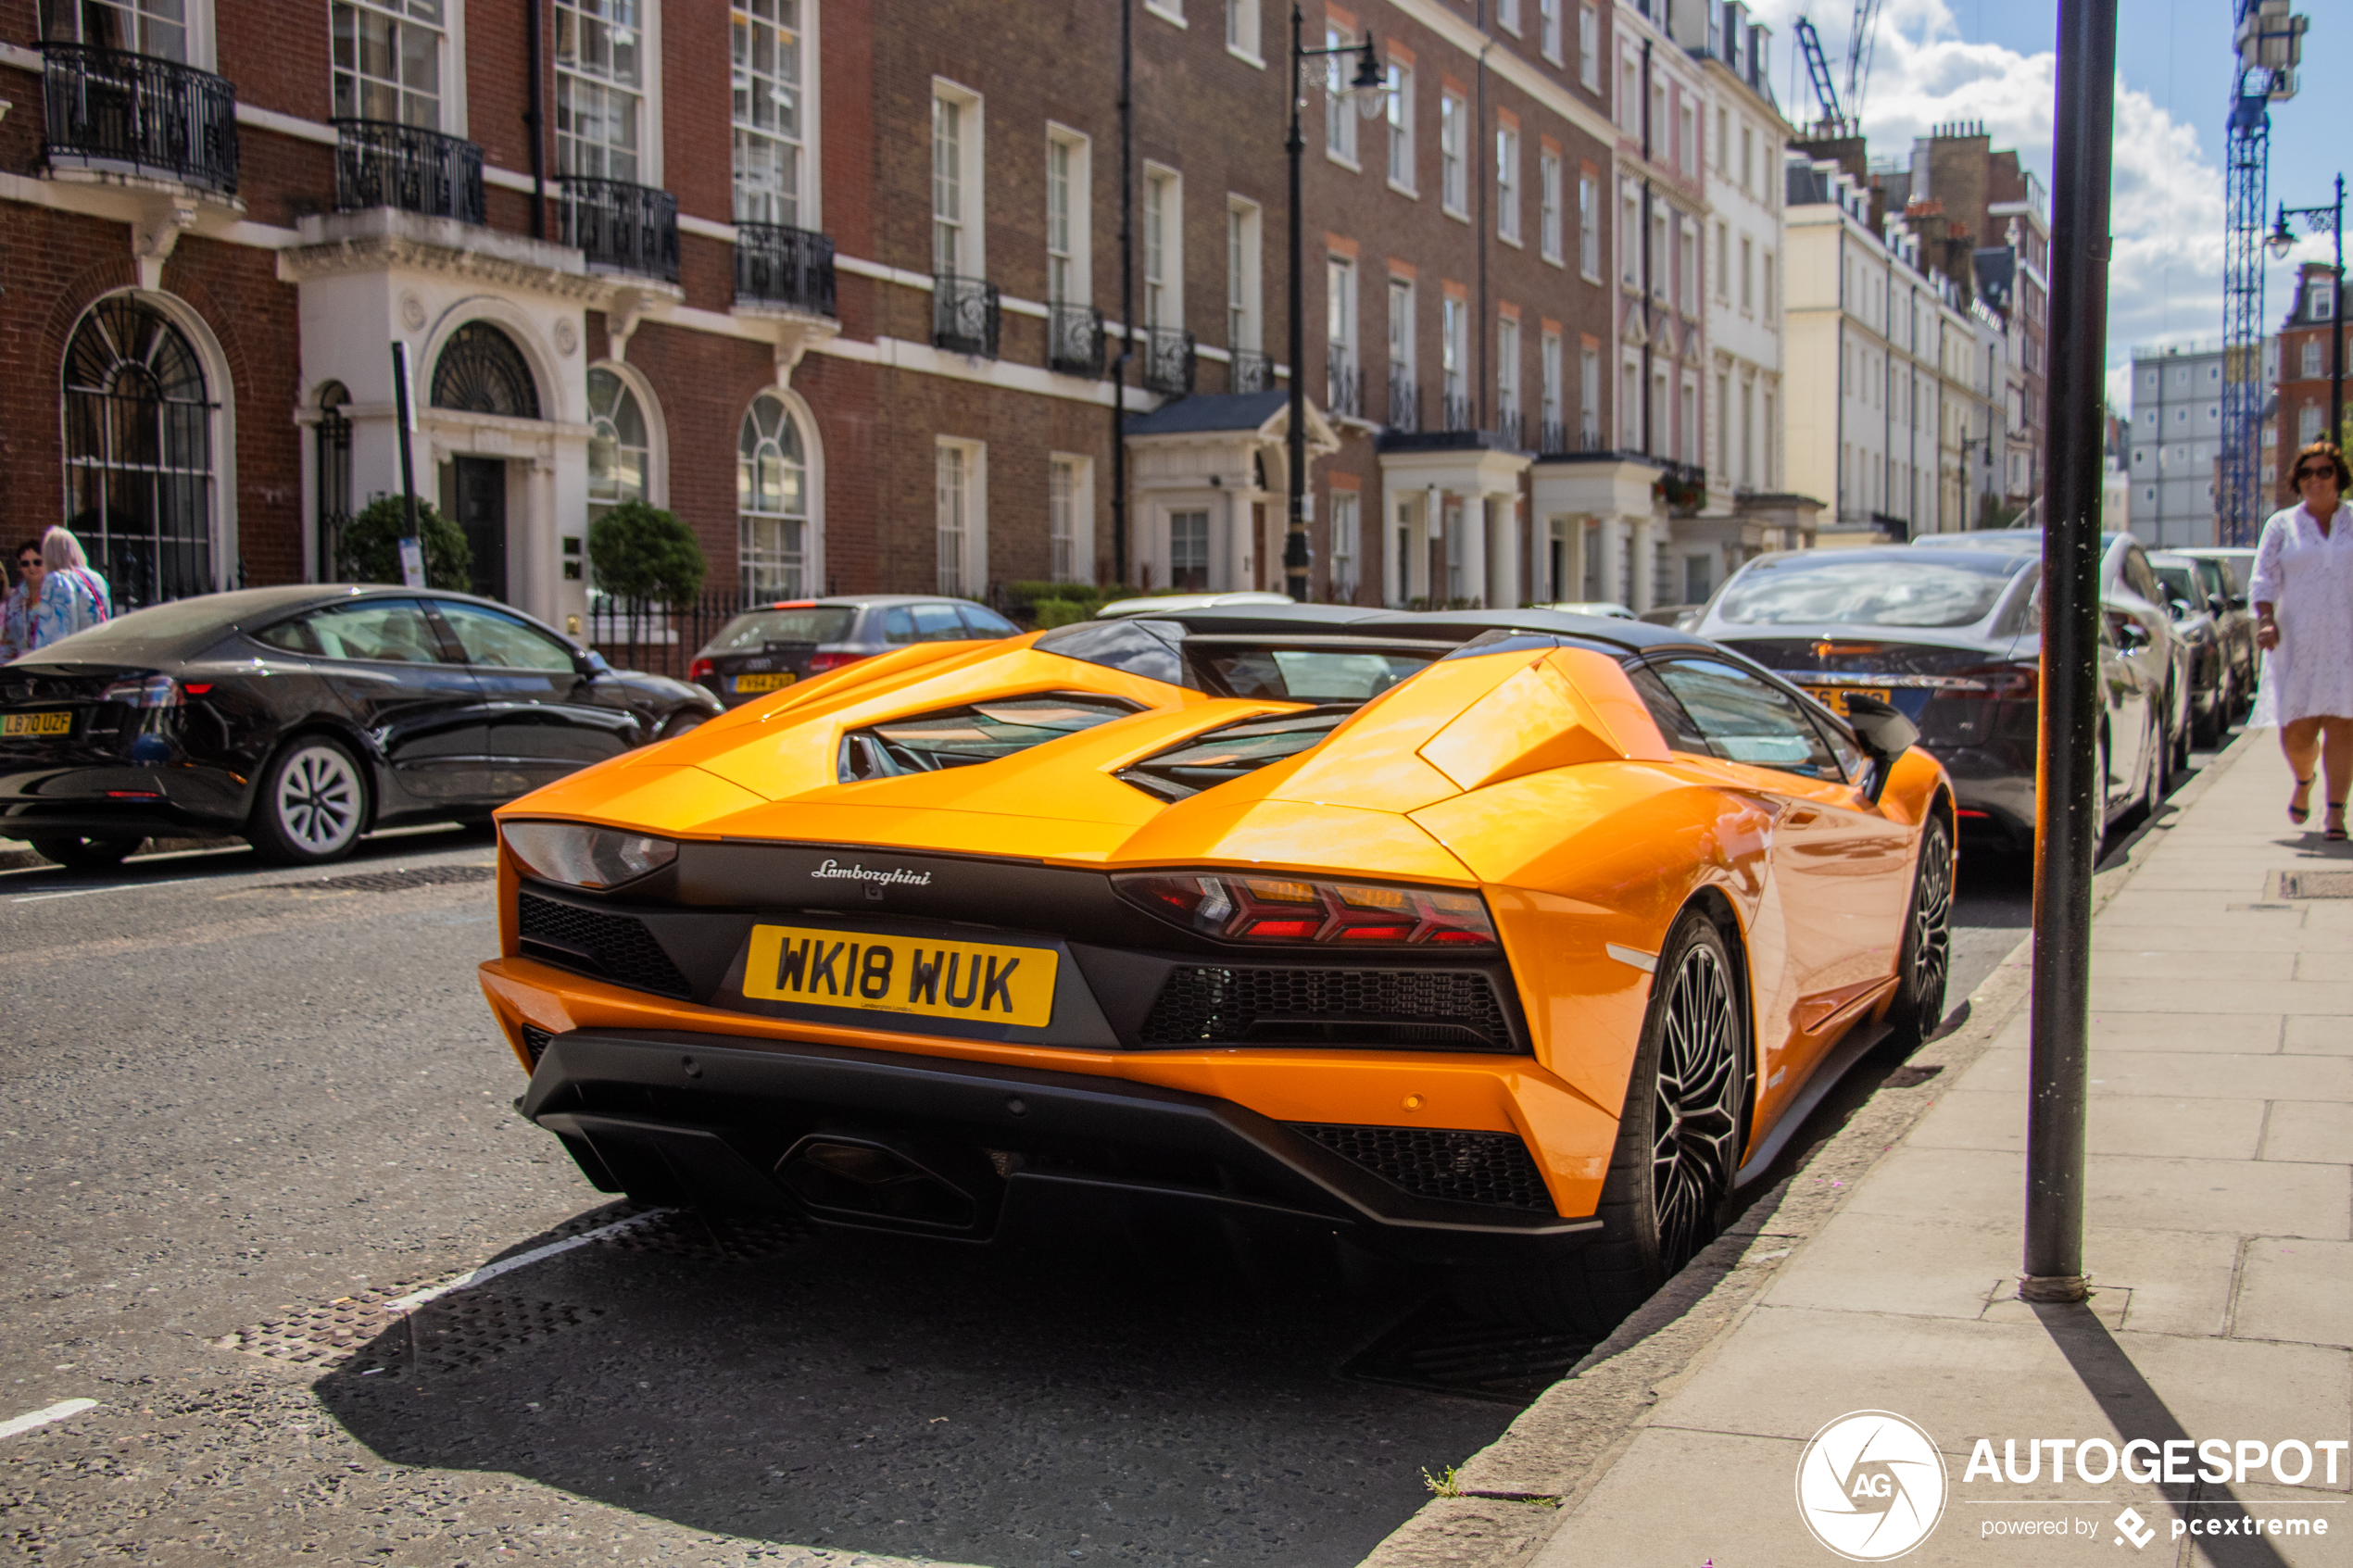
[
  {"x1": 2171, "y1": 548, "x2": 2259, "y2": 717},
  {"x1": 1693, "y1": 546, "x2": 2169, "y2": 854},
  {"x1": 687, "y1": 595, "x2": 1020, "y2": 709},
  {"x1": 0, "y1": 585, "x2": 722, "y2": 868},
  {"x1": 2149, "y1": 551, "x2": 2240, "y2": 745}
]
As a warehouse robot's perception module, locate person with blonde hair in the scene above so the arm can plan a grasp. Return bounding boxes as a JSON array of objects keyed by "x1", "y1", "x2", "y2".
[
  {"x1": 2251, "y1": 439, "x2": 2353, "y2": 841},
  {"x1": 27, "y1": 526, "x2": 110, "y2": 651}
]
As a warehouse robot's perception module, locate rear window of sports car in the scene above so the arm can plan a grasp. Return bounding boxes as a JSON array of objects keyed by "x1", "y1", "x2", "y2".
[
  {"x1": 708, "y1": 608, "x2": 857, "y2": 650},
  {"x1": 1715, "y1": 555, "x2": 2022, "y2": 629}
]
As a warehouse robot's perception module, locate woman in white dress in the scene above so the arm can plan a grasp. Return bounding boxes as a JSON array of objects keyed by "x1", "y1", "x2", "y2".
[{"x1": 2250, "y1": 440, "x2": 2353, "y2": 840}]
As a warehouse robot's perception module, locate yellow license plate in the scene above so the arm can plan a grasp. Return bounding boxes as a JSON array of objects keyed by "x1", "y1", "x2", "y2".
[
  {"x1": 742, "y1": 922, "x2": 1058, "y2": 1027},
  {"x1": 1802, "y1": 686, "x2": 1851, "y2": 717},
  {"x1": 734, "y1": 671, "x2": 796, "y2": 694},
  {"x1": 1, "y1": 710, "x2": 72, "y2": 737}
]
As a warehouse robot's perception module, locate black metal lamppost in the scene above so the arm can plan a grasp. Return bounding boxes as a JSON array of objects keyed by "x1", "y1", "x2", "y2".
[
  {"x1": 1285, "y1": 7, "x2": 1385, "y2": 602},
  {"x1": 2271, "y1": 174, "x2": 2346, "y2": 452}
]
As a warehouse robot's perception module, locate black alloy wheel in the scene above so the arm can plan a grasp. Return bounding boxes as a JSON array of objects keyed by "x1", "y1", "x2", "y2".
[
  {"x1": 29, "y1": 834, "x2": 143, "y2": 871},
  {"x1": 1888, "y1": 815, "x2": 1953, "y2": 1048},
  {"x1": 1449, "y1": 909, "x2": 1748, "y2": 1336}
]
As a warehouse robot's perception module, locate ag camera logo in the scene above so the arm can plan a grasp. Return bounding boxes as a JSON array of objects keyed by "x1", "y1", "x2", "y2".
[{"x1": 1795, "y1": 1411, "x2": 1949, "y2": 1561}]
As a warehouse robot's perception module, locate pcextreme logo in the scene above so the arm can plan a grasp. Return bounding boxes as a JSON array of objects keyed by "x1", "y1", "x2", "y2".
[{"x1": 1795, "y1": 1411, "x2": 1951, "y2": 1562}]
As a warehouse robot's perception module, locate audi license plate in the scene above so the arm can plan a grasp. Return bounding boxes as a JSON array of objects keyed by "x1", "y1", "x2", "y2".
[
  {"x1": 734, "y1": 672, "x2": 796, "y2": 694},
  {"x1": 0, "y1": 710, "x2": 73, "y2": 738},
  {"x1": 741, "y1": 922, "x2": 1058, "y2": 1027},
  {"x1": 1801, "y1": 686, "x2": 1851, "y2": 717}
]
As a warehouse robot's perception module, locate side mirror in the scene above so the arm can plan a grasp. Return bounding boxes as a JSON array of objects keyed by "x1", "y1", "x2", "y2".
[
  {"x1": 574, "y1": 648, "x2": 613, "y2": 679},
  {"x1": 1843, "y1": 694, "x2": 1919, "y2": 806}
]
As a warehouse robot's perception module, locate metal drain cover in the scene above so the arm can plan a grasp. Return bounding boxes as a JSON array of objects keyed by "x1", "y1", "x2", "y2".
[
  {"x1": 267, "y1": 864, "x2": 496, "y2": 894},
  {"x1": 218, "y1": 1286, "x2": 600, "y2": 1375},
  {"x1": 2274, "y1": 869, "x2": 2353, "y2": 899},
  {"x1": 598, "y1": 1209, "x2": 812, "y2": 1263},
  {"x1": 1340, "y1": 1297, "x2": 1593, "y2": 1404}
]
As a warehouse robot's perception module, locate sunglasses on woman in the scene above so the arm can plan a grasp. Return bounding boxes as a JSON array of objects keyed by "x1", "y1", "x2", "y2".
[{"x1": 2295, "y1": 466, "x2": 2337, "y2": 482}]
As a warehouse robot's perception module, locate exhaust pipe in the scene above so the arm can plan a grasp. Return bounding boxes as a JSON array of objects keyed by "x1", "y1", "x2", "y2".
[{"x1": 775, "y1": 1131, "x2": 999, "y2": 1236}]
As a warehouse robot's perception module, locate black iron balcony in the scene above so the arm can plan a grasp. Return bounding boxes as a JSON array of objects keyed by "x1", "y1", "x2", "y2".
[
  {"x1": 1495, "y1": 402, "x2": 1525, "y2": 450},
  {"x1": 1229, "y1": 347, "x2": 1271, "y2": 395},
  {"x1": 333, "y1": 119, "x2": 483, "y2": 224},
  {"x1": 1387, "y1": 371, "x2": 1420, "y2": 432},
  {"x1": 1327, "y1": 350, "x2": 1362, "y2": 420},
  {"x1": 42, "y1": 43, "x2": 237, "y2": 194},
  {"x1": 559, "y1": 175, "x2": 679, "y2": 282},
  {"x1": 1538, "y1": 420, "x2": 1611, "y2": 456},
  {"x1": 934, "y1": 275, "x2": 1001, "y2": 358},
  {"x1": 1143, "y1": 326, "x2": 1196, "y2": 396},
  {"x1": 1047, "y1": 301, "x2": 1105, "y2": 376},
  {"x1": 736, "y1": 221, "x2": 837, "y2": 315},
  {"x1": 1440, "y1": 394, "x2": 1477, "y2": 433}
]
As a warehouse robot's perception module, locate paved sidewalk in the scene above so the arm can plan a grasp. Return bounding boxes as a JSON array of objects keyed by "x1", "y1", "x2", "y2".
[{"x1": 1391, "y1": 734, "x2": 2353, "y2": 1566}]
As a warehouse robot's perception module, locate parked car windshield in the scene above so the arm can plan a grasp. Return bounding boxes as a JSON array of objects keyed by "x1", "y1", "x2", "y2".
[
  {"x1": 709, "y1": 607, "x2": 857, "y2": 651},
  {"x1": 1714, "y1": 554, "x2": 2022, "y2": 629},
  {"x1": 2152, "y1": 564, "x2": 2202, "y2": 608}
]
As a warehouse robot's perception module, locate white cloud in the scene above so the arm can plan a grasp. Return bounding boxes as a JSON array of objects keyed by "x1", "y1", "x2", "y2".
[{"x1": 1748, "y1": 0, "x2": 2234, "y2": 401}]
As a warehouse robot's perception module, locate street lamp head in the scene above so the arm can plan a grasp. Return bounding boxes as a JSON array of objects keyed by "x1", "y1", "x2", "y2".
[
  {"x1": 1350, "y1": 35, "x2": 1388, "y2": 118},
  {"x1": 2269, "y1": 207, "x2": 2296, "y2": 259}
]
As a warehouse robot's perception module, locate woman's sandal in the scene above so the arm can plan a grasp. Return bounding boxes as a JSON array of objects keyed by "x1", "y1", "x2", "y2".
[
  {"x1": 2290, "y1": 775, "x2": 2316, "y2": 824},
  {"x1": 2328, "y1": 803, "x2": 2348, "y2": 844}
]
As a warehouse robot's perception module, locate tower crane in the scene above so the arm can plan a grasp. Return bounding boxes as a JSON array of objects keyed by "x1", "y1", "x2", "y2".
[
  {"x1": 1792, "y1": 0, "x2": 1887, "y2": 138},
  {"x1": 2221, "y1": 0, "x2": 2309, "y2": 546}
]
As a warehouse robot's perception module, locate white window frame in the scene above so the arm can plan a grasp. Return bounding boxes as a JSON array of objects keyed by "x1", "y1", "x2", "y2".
[
  {"x1": 1497, "y1": 314, "x2": 1521, "y2": 422},
  {"x1": 1327, "y1": 254, "x2": 1356, "y2": 357},
  {"x1": 1619, "y1": 182, "x2": 1639, "y2": 288},
  {"x1": 1580, "y1": 344, "x2": 1600, "y2": 443},
  {"x1": 1541, "y1": 331, "x2": 1562, "y2": 430},
  {"x1": 1385, "y1": 62, "x2": 1416, "y2": 194},
  {"x1": 1045, "y1": 125, "x2": 1092, "y2": 306},
  {"x1": 1049, "y1": 453, "x2": 1093, "y2": 583},
  {"x1": 1328, "y1": 488, "x2": 1361, "y2": 597},
  {"x1": 931, "y1": 80, "x2": 985, "y2": 280},
  {"x1": 1539, "y1": 150, "x2": 1562, "y2": 263},
  {"x1": 1224, "y1": 0, "x2": 1262, "y2": 64},
  {"x1": 1496, "y1": 125, "x2": 1520, "y2": 245},
  {"x1": 1497, "y1": 0, "x2": 1520, "y2": 35},
  {"x1": 1579, "y1": 170, "x2": 1598, "y2": 279},
  {"x1": 1324, "y1": 21, "x2": 1360, "y2": 168},
  {"x1": 935, "y1": 438, "x2": 987, "y2": 597},
  {"x1": 1442, "y1": 295, "x2": 1467, "y2": 402},
  {"x1": 1227, "y1": 197, "x2": 1263, "y2": 351},
  {"x1": 1579, "y1": 5, "x2": 1598, "y2": 92},
  {"x1": 1539, "y1": 0, "x2": 1562, "y2": 63},
  {"x1": 1440, "y1": 91, "x2": 1468, "y2": 218},
  {"x1": 1740, "y1": 232, "x2": 1754, "y2": 315},
  {"x1": 1145, "y1": 0, "x2": 1186, "y2": 25},
  {"x1": 731, "y1": 0, "x2": 812, "y2": 228},
  {"x1": 1388, "y1": 275, "x2": 1416, "y2": 382},
  {"x1": 1143, "y1": 163, "x2": 1183, "y2": 329},
  {"x1": 333, "y1": 0, "x2": 448, "y2": 130},
  {"x1": 555, "y1": 0, "x2": 655, "y2": 183},
  {"x1": 1679, "y1": 100, "x2": 1695, "y2": 178}
]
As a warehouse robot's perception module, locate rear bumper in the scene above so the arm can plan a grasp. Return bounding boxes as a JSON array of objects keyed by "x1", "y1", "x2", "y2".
[
  {"x1": 520, "y1": 1025, "x2": 1603, "y2": 1263},
  {"x1": 0, "y1": 762, "x2": 246, "y2": 839}
]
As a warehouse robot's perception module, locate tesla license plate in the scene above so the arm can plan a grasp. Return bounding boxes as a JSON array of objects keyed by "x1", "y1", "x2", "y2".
[
  {"x1": 0, "y1": 711, "x2": 73, "y2": 738},
  {"x1": 741, "y1": 923, "x2": 1058, "y2": 1027},
  {"x1": 734, "y1": 672, "x2": 796, "y2": 694},
  {"x1": 1801, "y1": 685, "x2": 1851, "y2": 717}
]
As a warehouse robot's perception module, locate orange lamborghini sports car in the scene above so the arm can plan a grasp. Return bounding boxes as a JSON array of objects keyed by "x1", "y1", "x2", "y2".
[{"x1": 479, "y1": 607, "x2": 1953, "y2": 1331}]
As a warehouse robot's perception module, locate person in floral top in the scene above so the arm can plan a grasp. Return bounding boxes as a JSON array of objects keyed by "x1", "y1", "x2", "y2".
[
  {"x1": 0, "y1": 539, "x2": 42, "y2": 662},
  {"x1": 28, "y1": 527, "x2": 109, "y2": 651}
]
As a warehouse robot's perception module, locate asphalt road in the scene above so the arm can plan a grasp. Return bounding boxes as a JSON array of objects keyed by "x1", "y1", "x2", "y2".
[{"x1": 0, "y1": 738, "x2": 2227, "y2": 1566}]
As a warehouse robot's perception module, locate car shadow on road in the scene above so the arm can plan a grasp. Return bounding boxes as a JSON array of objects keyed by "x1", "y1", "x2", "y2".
[{"x1": 312, "y1": 1211, "x2": 1515, "y2": 1567}]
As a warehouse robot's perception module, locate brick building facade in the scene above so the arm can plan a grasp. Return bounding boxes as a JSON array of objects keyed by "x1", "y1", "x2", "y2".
[{"x1": 2272, "y1": 259, "x2": 2346, "y2": 508}]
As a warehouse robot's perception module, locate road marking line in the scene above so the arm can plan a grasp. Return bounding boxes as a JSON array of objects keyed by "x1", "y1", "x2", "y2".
[
  {"x1": 383, "y1": 1210, "x2": 672, "y2": 1314},
  {"x1": 0, "y1": 1399, "x2": 97, "y2": 1439},
  {"x1": 12, "y1": 875, "x2": 214, "y2": 904}
]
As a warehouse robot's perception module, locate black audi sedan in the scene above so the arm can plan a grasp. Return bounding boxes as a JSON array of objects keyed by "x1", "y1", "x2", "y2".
[
  {"x1": 0, "y1": 585, "x2": 721, "y2": 868},
  {"x1": 1692, "y1": 546, "x2": 2169, "y2": 853},
  {"x1": 686, "y1": 595, "x2": 1020, "y2": 709}
]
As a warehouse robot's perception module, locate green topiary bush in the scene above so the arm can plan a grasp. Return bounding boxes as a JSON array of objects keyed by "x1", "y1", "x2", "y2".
[
  {"x1": 337, "y1": 495, "x2": 473, "y2": 590},
  {"x1": 589, "y1": 499, "x2": 708, "y2": 607}
]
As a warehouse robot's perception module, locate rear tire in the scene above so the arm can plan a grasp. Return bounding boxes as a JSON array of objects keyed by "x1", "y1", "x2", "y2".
[
  {"x1": 29, "y1": 834, "x2": 142, "y2": 870},
  {"x1": 1887, "y1": 815, "x2": 1953, "y2": 1048},
  {"x1": 247, "y1": 736, "x2": 368, "y2": 865},
  {"x1": 1450, "y1": 909, "x2": 1748, "y2": 1336}
]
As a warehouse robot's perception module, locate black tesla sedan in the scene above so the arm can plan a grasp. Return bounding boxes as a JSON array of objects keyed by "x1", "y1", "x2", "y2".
[
  {"x1": 1692, "y1": 546, "x2": 2169, "y2": 853},
  {"x1": 0, "y1": 585, "x2": 720, "y2": 868}
]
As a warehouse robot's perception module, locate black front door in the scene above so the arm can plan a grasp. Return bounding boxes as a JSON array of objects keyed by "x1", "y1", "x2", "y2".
[{"x1": 452, "y1": 457, "x2": 507, "y2": 602}]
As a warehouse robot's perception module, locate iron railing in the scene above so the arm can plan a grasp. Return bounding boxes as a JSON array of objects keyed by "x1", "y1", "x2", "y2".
[
  {"x1": 1387, "y1": 371, "x2": 1420, "y2": 432},
  {"x1": 1048, "y1": 301, "x2": 1106, "y2": 376},
  {"x1": 1494, "y1": 403, "x2": 1525, "y2": 450},
  {"x1": 1327, "y1": 350, "x2": 1362, "y2": 419},
  {"x1": 42, "y1": 43, "x2": 238, "y2": 194},
  {"x1": 1537, "y1": 421, "x2": 1612, "y2": 456},
  {"x1": 735, "y1": 221, "x2": 836, "y2": 314},
  {"x1": 333, "y1": 119, "x2": 484, "y2": 224},
  {"x1": 1229, "y1": 347, "x2": 1271, "y2": 394},
  {"x1": 585, "y1": 587, "x2": 748, "y2": 683},
  {"x1": 1142, "y1": 327, "x2": 1197, "y2": 395},
  {"x1": 1439, "y1": 394, "x2": 1477, "y2": 433},
  {"x1": 935, "y1": 275, "x2": 1001, "y2": 358},
  {"x1": 558, "y1": 175, "x2": 680, "y2": 282}
]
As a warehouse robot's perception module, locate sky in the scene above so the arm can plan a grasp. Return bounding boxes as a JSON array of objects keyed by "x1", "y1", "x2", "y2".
[{"x1": 1741, "y1": 0, "x2": 2340, "y2": 412}]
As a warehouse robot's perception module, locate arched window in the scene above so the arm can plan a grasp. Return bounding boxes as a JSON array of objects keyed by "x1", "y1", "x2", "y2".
[
  {"x1": 586, "y1": 365, "x2": 649, "y2": 523},
  {"x1": 62, "y1": 295, "x2": 219, "y2": 608},
  {"x1": 738, "y1": 393, "x2": 808, "y2": 602},
  {"x1": 431, "y1": 320, "x2": 540, "y2": 418}
]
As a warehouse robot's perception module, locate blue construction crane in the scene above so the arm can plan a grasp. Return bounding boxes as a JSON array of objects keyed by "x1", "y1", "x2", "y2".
[
  {"x1": 1793, "y1": 0, "x2": 1885, "y2": 138},
  {"x1": 1793, "y1": 16, "x2": 1844, "y2": 134},
  {"x1": 2221, "y1": 0, "x2": 2309, "y2": 545}
]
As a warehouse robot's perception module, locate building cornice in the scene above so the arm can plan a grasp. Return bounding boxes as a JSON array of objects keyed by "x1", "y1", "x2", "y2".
[{"x1": 1380, "y1": 0, "x2": 1619, "y2": 149}]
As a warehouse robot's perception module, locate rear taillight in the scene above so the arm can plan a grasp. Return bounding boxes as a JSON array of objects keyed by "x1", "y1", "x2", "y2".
[
  {"x1": 100, "y1": 675, "x2": 182, "y2": 709},
  {"x1": 1114, "y1": 872, "x2": 1498, "y2": 947},
  {"x1": 808, "y1": 651, "x2": 868, "y2": 675},
  {"x1": 1931, "y1": 663, "x2": 2037, "y2": 701},
  {"x1": 687, "y1": 658, "x2": 715, "y2": 683}
]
